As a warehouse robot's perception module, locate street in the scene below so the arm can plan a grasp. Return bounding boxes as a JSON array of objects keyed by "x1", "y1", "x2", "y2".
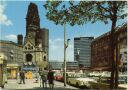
[{"x1": 2, "y1": 79, "x2": 78, "y2": 90}]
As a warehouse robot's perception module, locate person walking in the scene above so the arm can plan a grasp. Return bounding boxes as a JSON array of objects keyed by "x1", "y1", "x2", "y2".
[
  {"x1": 47, "y1": 70, "x2": 54, "y2": 90},
  {"x1": 40, "y1": 71, "x2": 47, "y2": 88},
  {"x1": 17, "y1": 72, "x2": 20, "y2": 83},
  {"x1": 35, "y1": 72, "x2": 40, "y2": 83},
  {"x1": 19, "y1": 71, "x2": 25, "y2": 84}
]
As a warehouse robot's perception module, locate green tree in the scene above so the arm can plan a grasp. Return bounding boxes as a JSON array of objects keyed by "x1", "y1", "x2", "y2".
[{"x1": 44, "y1": 1, "x2": 127, "y2": 89}]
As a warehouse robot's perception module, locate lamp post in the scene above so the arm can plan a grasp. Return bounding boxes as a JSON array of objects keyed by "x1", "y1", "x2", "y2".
[{"x1": 64, "y1": 22, "x2": 70, "y2": 86}]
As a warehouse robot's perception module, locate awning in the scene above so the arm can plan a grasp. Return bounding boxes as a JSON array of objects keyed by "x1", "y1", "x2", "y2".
[{"x1": 21, "y1": 67, "x2": 38, "y2": 71}]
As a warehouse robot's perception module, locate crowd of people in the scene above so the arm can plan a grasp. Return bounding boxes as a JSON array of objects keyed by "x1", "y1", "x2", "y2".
[{"x1": 17, "y1": 70, "x2": 54, "y2": 90}]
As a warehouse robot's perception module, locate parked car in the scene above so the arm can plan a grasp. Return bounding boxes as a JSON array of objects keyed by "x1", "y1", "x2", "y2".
[
  {"x1": 67, "y1": 74, "x2": 97, "y2": 88},
  {"x1": 118, "y1": 74, "x2": 127, "y2": 84},
  {"x1": 55, "y1": 73, "x2": 64, "y2": 82}
]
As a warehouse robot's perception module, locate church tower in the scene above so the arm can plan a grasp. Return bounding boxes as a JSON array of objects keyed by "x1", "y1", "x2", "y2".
[
  {"x1": 23, "y1": 3, "x2": 48, "y2": 71},
  {"x1": 24, "y1": 3, "x2": 40, "y2": 46},
  {"x1": 26, "y1": 2, "x2": 40, "y2": 34}
]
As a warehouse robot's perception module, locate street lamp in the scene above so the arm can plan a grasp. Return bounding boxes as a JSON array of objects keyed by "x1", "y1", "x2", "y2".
[
  {"x1": 64, "y1": 21, "x2": 70, "y2": 86},
  {"x1": 64, "y1": 38, "x2": 70, "y2": 87}
]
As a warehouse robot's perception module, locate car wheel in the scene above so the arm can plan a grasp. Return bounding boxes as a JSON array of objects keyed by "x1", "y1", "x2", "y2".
[
  {"x1": 1, "y1": 85, "x2": 4, "y2": 88},
  {"x1": 76, "y1": 82, "x2": 79, "y2": 87},
  {"x1": 68, "y1": 81, "x2": 71, "y2": 85}
]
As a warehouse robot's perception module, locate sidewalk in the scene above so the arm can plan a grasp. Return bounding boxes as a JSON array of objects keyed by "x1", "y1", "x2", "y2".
[
  {"x1": 90, "y1": 82, "x2": 128, "y2": 90},
  {"x1": 3, "y1": 79, "x2": 78, "y2": 90}
]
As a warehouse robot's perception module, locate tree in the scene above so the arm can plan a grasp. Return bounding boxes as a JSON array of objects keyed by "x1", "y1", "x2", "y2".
[{"x1": 44, "y1": 1, "x2": 127, "y2": 89}]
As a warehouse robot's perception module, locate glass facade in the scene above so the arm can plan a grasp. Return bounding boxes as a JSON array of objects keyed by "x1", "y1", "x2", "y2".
[
  {"x1": 66, "y1": 61, "x2": 78, "y2": 69},
  {"x1": 49, "y1": 61, "x2": 63, "y2": 70},
  {"x1": 74, "y1": 37, "x2": 94, "y2": 67}
]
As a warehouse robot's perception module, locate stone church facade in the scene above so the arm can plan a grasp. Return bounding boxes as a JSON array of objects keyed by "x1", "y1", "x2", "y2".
[{"x1": 23, "y1": 3, "x2": 49, "y2": 70}]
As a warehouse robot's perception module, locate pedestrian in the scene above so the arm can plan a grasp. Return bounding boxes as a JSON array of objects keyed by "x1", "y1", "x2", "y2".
[
  {"x1": 17, "y1": 72, "x2": 20, "y2": 83},
  {"x1": 40, "y1": 71, "x2": 47, "y2": 88},
  {"x1": 47, "y1": 70, "x2": 54, "y2": 90},
  {"x1": 19, "y1": 71, "x2": 25, "y2": 84},
  {"x1": 35, "y1": 72, "x2": 39, "y2": 83}
]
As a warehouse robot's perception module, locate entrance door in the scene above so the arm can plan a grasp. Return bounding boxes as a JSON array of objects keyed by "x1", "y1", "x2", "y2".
[
  {"x1": 26, "y1": 54, "x2": 32, "y2": 62},
  {"x1": 11, "y1": 69, "x2": 17, "y2": 79}
]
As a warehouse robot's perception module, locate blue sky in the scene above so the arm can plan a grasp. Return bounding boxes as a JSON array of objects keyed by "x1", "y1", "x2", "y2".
[{"x1": 0, "y1": 1, "x2": 126, "y2": 61}]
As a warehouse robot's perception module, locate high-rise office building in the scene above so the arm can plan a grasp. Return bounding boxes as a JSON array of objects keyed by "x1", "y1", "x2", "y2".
[{"x1": 74, "y1": 37, "x2": 94, "y2": 67}]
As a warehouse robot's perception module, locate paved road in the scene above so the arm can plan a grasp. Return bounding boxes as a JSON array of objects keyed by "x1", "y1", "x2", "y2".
[{"x1": 2, "y1": 79, "x2": 78, "y2": 90}]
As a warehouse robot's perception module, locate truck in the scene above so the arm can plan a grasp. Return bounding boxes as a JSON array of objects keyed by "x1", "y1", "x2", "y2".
[{"x1": 0, "y1": 53, "x2": 7, "y2": 88}]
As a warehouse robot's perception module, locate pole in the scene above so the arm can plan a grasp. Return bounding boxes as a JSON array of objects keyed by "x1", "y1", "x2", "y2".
[
  {"x1": 64, "y1": 22, "x2": 66, "y2": 86},
  {"x1": 115, "y1": 37, "x2": 119, "y2": 88}
]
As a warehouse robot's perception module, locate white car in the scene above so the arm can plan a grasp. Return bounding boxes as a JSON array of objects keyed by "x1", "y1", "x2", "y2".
[{"x1": 67, "y1": 74, "x2": 97, "y2": 88}]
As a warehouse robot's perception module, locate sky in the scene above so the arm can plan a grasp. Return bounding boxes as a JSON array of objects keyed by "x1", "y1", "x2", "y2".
[{"x1": 0, "y1": 1, "x2": 126, "y2": 61}]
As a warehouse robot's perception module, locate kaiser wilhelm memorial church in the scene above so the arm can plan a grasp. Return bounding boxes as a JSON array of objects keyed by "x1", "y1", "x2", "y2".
[{"x1": 20, "y1": 3, "x2": 49, "y2": 71}]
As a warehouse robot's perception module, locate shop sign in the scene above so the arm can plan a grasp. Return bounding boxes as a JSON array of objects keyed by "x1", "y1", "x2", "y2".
[{"x1": 22, "y1": 67, "x2": 38, "y2": 71}]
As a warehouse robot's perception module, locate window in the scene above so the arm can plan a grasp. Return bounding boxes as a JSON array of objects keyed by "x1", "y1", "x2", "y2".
[
  {"x1": 44, "y1": 56, "x2": 46, "y2": 61},
  {"x1": 25, "y1": 46, "x2": 27, "y2": 50}
]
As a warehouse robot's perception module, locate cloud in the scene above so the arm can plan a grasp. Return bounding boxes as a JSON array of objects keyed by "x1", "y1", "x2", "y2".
[
  {"x1": 0, "y1": 2, "x2": 13, "y2": 26},
  {"x1": 49, "y1": 38, "x2": 74, "y2": 61},
  {"x1": 66, "y1": 41, "x2": 74, "y2": 61},
  {"x1": 5, "y1": 34, "x2": 17, "y2": 42}
]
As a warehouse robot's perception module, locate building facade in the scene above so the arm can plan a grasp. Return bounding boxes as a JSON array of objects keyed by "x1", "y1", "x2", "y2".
[
  {"x1": 91, "y1": 23, "x2": 127, "y2": 71},
  {"x1": 0, "y1": 40, "x2": 23, "y2": 79},
  {"x1": 66, "y1": 61, "x2": 79, "y2": 70},
  {"x1": 74, "y1": 37, "x2": 94, "y2": 68},
  {"x1": 49, "y1": 61, "x2": 63, "y2": 70},
  {"x1": 49, "y1": 61, "x2": 79, "y2": 70},
  {"x1": 23, "y1": 3, "x2": 49, "y2": 72}
]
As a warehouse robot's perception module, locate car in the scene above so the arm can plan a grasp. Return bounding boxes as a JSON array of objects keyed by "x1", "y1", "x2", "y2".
[
  {"x1": 55, "y1": 73, "x2": 64, "y2": 82},
  {"x1": 55, "y1": 72, "x2": 75, "y2": 82},
  {"x1": 67, "y1": 73, "x2": 97, "y2": 88},
  {"x1": 118, "y1": 74, "x2": 127, "y2": 84}
]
